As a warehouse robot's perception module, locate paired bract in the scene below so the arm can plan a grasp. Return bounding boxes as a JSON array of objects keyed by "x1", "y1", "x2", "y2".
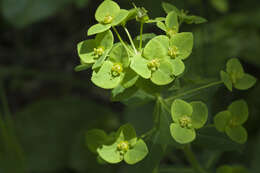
[{"x1": 214, "y1": 100, "x2": 248, "y2": 144}]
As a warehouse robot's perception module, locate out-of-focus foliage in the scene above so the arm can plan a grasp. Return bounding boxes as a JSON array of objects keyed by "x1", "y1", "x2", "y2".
[{"x1": 0, "y1": 0, "x2": 260, "y2": 172}]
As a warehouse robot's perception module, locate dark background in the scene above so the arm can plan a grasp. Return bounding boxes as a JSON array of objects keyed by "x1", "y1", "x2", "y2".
[{"x1": 0, "y1": 0, "x2": 260, "y2": 173}]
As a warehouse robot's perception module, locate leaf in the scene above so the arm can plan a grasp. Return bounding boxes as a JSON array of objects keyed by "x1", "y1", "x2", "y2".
[
  {"x1": 2, "y1": 0, "x2": 73, "y2": 28},
  {"x1": 170, "y1": 32, "x2": 194, "y2": 60},
  {"x1": 225, "y1": 125, "x2": 247, "y2": 144},
  {"x1": 171, "y1": 59, "x2": 185, "y2": 76},
  {"x1": 121, "y1": 8, "x2": 137, "y2": 26},
  {"x1": 87, "y1": 23, "x2": 111, "y2": 36},
  {"x1": 85, "y1": 129, "x2": 108, "y2": 153},
  {"x1": 182, "y1": 15, "x2": 207, "y2": 24},
  {"x1": 92, "y1": 49, "x2": 110, "y2": 69},
  {"x1": 135, "y1": 33, "x2": 157, "y2": 41},
  {"x1": 195, "y1": 127, "x2": 243, "y2": 151},
  {"x1": 157, "y1": 21, "x2": 167, "y2": 32},
  {"x1": 171, "y1": 99, "x2": 193, "y2": 123},
  {"x1": 97, "y1": 142, "x2": 122, "y2": 164},
  {"x1": 228, "y1": 100, "x2": 248, "y2": 125},
  {"x1": 190, "y1": 101, "x2": 208, "y2": 129},
  {"x1": 77, "y1": 39, "x2": 96, "y2": 63},
  {"x1": 95, "y1": 30, "x2": 114, "y2": 50},
  {"x1": 220, "y1": 70, "x2": 233, "y2": 91},
  {"x1": 151, "y1": 59, "x2": 175, "y2": 85},
  {"x1": 124, "y1": 139, "x2": 148, "y2": 164},
  {"x1": 74, "y1": 64, "x2": 91, "y2": 72},
  {"x1": 170, "y1": 123, "x2": 196, "y2": 144},
  {"x1": 111, "y1": 85, "x2": 138, "y2": 102},
  {"x1": 216, "y1": 165, "x2": 233, "y2": 173},
  {"x1": 91, "y1": 61, "x2": 124, "y2": 89},
  {"x1": 226, "y1": 58, "x2": 244, "y2": 81},
  {"x1": 214, "y1": 110, "x2": 232, "y2": 132},
  {"x1": 121, "y1": 69, "x2": 139, "y2": 88},
  {"x1": 166, "y1": 11, "x2": 178, "y2": 30},
  {"x1": 162, "y1": 2, "x2": 180, "y2": 15},
  {"x1": 109, "y1": 43, "x2": 129, "y2": 67},
  {"x1": 143, "y1": 36, "x2": 168, "y2": 60},
  {"x1": 111, "y1": 9, "x2": 129, "y2": 26},
  {"x1": 234, "y1": 73, "x2": 257, "y2": 90},
  {"x1": 116, "y1": 124, "x2": 136, "y2": 141},
  {"x1": 95, "y1": 0, "x2": 120, "y2": 23},
  {"x1": 130, "y1": 54, "x2": 151, "y2": 79},
  {"x1": 210, "y1": 0, "x2": 229, "y2": 13}
]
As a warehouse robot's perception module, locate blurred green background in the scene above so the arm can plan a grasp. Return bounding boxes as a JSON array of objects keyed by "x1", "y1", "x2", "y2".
[{"x1": 0, "y1": 0, "x2": 260, "y2": 173}]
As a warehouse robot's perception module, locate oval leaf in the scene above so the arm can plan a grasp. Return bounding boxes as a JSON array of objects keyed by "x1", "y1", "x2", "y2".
[
  {"x1": 171, "y1": 99, "x2": 193, "y2": 123},
  {"x1": 124, "y1": 139, "x2": 148, "y2": 164},
  {"x1": 228, "y1": 100, "x2": 248, "y2": 125},
  {"x1": 88, "y1": 23, "x2": 111, "y2": 36},
  {"x1": 130, "y1": 54, "x2": 151, "y2": 79},
  {"x1": 214, "y1": 110, "x2": 232, "y2": 132},
  {"x1": 95, "y1": 0, "x2": 120, "y2": 22},
  {"x1": 190, "y1": 101, "x2": 208, "y2": 129},
  {"x1": 234, "y1": 73, "x2": 257, "y2": 90},
  {"x1": 225, "y1": 125, "x2": 247, "y2": 144},
  {"x1": 170, "y1": 123, "x2": 196, "y2": 144}
]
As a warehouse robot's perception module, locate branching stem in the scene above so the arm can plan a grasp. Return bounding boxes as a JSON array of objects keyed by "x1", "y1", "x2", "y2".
[
  {"x1": 123, "y1": 27, "x2": 138, "y2": 54},
  {"x1": 139, "y1": 22, "x2": 144, "y2": 50},
  {"x1": 112, "y1": 26, "x2": 134, "y2": 55},
  {"x1": 165, "y1": 80, "x2": 223, "y2": 103}
]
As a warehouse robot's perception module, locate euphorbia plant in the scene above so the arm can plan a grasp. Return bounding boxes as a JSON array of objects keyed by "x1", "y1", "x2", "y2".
[{"x1": 75, "y1": 0, "x2": 257, "y2": 172}]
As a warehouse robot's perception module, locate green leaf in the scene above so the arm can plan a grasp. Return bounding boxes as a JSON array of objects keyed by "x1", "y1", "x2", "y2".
[
  {"x1": 111, "y1": 9, "x2": 129, "y2": 26},
  {"x1": 86, "y1": 129, "x2": 108, "y2": 153},
  {"x1": 170, "y1": 32, "x2": 193, "y2": 60},
  {"x1": 116, "y1": 123, "x2": 136, "y2": 141},
  {"x1": 220, "y1": 70, "x2": 233, "y2": 91},
  {"x1": 121, "y1": 8, "x2": 137, "y2": 26},
  {"x1": 156, "y1": 21, "x2": 167, "y2": 32},
  {"x1": 190, "y1": 101, "x2": 208, "y2": 129},
  {"x1": 228, "y1": 100, "x2": 248, "y2": 125},
  {"x1": 130, "y1": 54, "x2": 151, "y2": 79},
  {"x1": 111, "y1": 85, "x2": 138, "y2": 102},
  {"x1": 151, "y1": 59, "x2": 175, "y2": 85},
  {"x1": 170, "y1": 123, "x2": 196, "y2": 144},
  {"x1": 135, "y1": 33, "x2": 157, "y2": 41},
  {"x1": 95, "y1": 0, "x2": 120, "y2": 23},
  {"x1": 97, "y1": 142, "x2": 122, "y2": 164},
  {"x1": 92, "y1": 49, "x2": 110, "y2": 69},
  {"x1": 171, "y1": 59, "x2": 185, "y2": 76},
  {"x1": 91, "y1": 61, "x2": 124, "y2": 89},
  {"x1": 225, "y1": 125, "x2": 247, "y2": 144},
  {"x1": 143, "y1": 36, "x2": 168, "y2": 60},
  {"x1": 109, "y1": 43, "x2": 129, "y2": 67},
  {"x1": 77, "y1": 39, "x2": 96, "y2": 63},
  {"x1": 234, "y1": 73, "x2": 257, "y2": 90},
  {"x1": 162, "y1": 2, "x2": 180, "y2": 15},
  {"x1": 95, "y1": 30, "x2": 114, "y2": 50},
  {"x1": 214, "y1": 111, "x2": 232, "y2": 132},
  {"x1": 171, "y1": 99, "x2": 193, "y2": 123},
  {"x1": 124, "y1": 139, "x2": 148, "y2": 164},
  {"x1": 166, "y1": 11, "x2": 178, "y2": 30},
  {"x1": 74, "y1": 63, "x2": 91, "y2": 72},
  {"x1": 226, "y1": 58, "x2": 244, "y2": 81},
  {"x1": 87, "y1": 23, "x2": 111, "y2": 36},
  {"x1": 121, "y1": 69, "x2": 139, "y2": 88},
  {"x1": 210, "y1": 0, "x2": 229, "y2": 13},
  {"x1": 182, "y1": 15, "x2": 207, "y2": 24},
  {"x1": 216, "y1": 165, "x2": 233, "y2": 173}
]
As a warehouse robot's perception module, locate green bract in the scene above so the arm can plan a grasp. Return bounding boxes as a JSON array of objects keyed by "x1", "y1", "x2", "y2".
[
  {"x1": 221, "y1": 58, "x2": 257, "y2": 91},
  {"x1": 156, "y1": 11, "x2": 179, "y2": 37},
  {"x1": 214, "y1": 100, "x2": 248, "y2": 144},
  {"x1": 77, "y1": 30, "x2": 114, "y2": 69},
  {"x1": 91, "y1": 43, "x2": 133, "y2": 89},
  {"x1": 88, "y1": 0, "x2": 129, "y2": 35},
  {"x1": 97, "y1": 124, "x2": 148, "y2": 164},
  {"x1": 170, "y1": 99, "x2": 208, "y2": 144},
  {"x1": 130, "y1": 34, "x2": 192, "y2": 85}
]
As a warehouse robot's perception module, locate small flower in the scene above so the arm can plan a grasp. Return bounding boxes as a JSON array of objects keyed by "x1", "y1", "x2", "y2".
[{"x1": 170, "y1": 99, "x2": 208, "y2": 144}]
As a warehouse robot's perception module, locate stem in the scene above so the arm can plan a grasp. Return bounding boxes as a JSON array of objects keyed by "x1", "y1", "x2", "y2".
[
  {"x1": 139, "y1": 22, "x2": 144, "y2": 50},
  {"x1": 165, "y1": 80, "x2": 223, "y2": 103},
  {"x1": 141, "y1": 127, "x2": 156, "y2": 139},
  {"x1": 158, "y1": 96, "x2": 171, "y2": 115},
  {"x1": 183, "y1": 145, "x2": 208, "y2": 173},
  {"x1": 112, "y1": 26, "x2": 134, "y2": 55},
  {"x1": 123, "y1": 27, "x2": 138, "y2": 54}
]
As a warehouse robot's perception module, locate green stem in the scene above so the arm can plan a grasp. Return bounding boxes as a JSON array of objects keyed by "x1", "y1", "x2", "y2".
[
  {"x1": 183, "y1": 145, "x2": 208, "y2": 173},
  {"x1": 112, "y1": 26, "x2": 134, "y2": 55},
  {"x1": 141, "y1": 127, "x2": 156, "y2": 139},
  {"x1": 165, "y1": 80, "x2": 223, "y2": 103},
  {"x1": 123, "y1": 27, "x2": 138, "y2": 54},
  {"x1": 157, "y1": 96, "x2": 171, "y2": 114},
  {"x1": 139, "y1": 22, "x2": 144, "y2": 50}
]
